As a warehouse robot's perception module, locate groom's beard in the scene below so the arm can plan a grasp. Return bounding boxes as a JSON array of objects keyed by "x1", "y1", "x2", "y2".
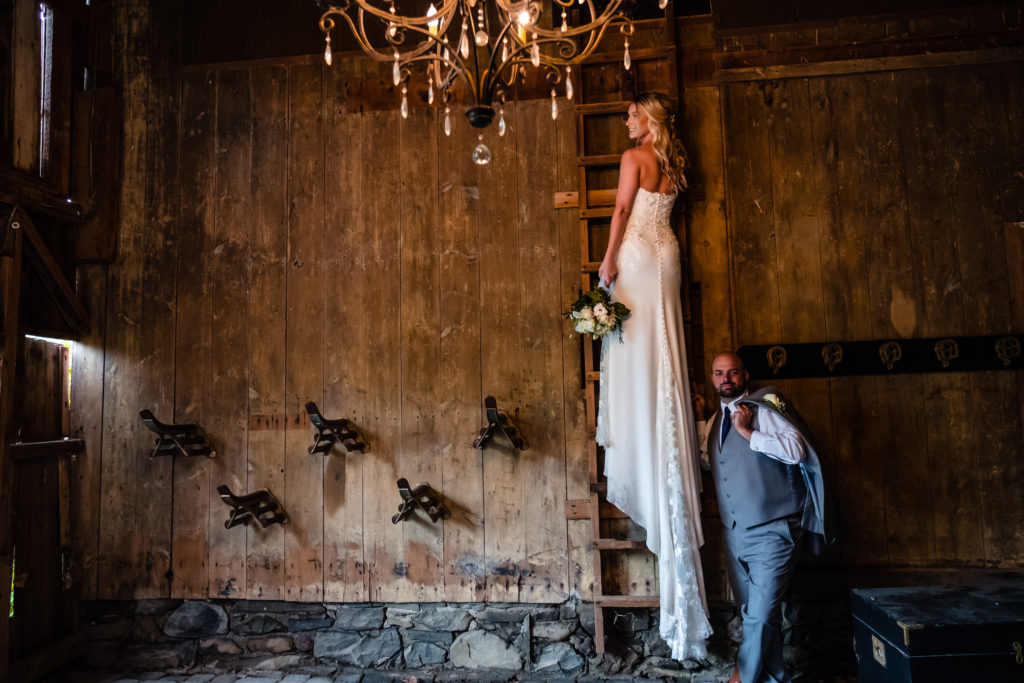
[{"x1": 717, "y1": 381, "x2": 744, "y2": 399}]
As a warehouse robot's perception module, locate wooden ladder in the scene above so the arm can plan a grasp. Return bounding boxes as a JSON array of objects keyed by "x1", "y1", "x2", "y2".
[{"x1": 572, "y1": 11, "x2": 689, "y2": 654}]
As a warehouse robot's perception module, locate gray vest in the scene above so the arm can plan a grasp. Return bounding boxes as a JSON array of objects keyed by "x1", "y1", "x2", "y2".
[{"x1": 710, "y1": 409, "x2": 806, "y2": 529}]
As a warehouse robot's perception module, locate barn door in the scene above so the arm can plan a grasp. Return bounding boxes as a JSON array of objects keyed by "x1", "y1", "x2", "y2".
[{"x1": 8, "y1": 336, "x2": 85, "y2": 679}]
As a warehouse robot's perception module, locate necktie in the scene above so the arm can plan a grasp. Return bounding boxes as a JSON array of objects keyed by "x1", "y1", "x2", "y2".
[{"x1": 721, "y1": 406, "x2": 731, "y2": 444}]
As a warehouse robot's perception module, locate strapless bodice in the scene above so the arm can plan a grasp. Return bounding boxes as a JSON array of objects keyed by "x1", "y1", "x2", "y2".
[{"x1": 624, "y1": 187, "x2": 677, "y2": 244}]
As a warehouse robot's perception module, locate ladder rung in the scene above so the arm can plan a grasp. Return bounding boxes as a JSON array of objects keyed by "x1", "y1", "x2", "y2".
[
  {"x1": 578, "y1": 154, "x2": 621, "y2": 167},
  {"x1": 585, "y1": 371, "x2": 600, "y2": 382},
  {"x1": 593, "y1": 539, "x2": 647, "y2": 550},
  {"x1": 581, "y1": 206, "x2": 614, "y2": 219},
  {"x1": 582, "y1": 261, "x2": 600, "y2": 273},
  {"x1": 595, "y1": 595, "x2": 660, "y2": 608}
]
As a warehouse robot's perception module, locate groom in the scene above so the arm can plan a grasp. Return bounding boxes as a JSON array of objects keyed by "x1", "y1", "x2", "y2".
[{"x1": 696, "y1": 353, "x2": 834, "y2": 683}]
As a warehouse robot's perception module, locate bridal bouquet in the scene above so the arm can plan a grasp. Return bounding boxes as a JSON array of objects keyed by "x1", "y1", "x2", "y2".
[{"x1": 565, "y1": 287, "x2": 631, "y2": 340}]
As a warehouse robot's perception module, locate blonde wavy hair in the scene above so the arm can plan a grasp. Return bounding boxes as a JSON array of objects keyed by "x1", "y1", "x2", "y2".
[{"x1": 633, "y1": 91, "x2": 688, "y2": 191}]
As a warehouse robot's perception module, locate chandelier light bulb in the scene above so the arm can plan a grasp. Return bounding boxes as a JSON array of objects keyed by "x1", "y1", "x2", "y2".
[
  {"x1": 323, "y1": 34, "x2": 332, "y2": 66},
  {"x1": 427, "y1": 4, "x2": 439, "y2": 35},
  {"x1": 623, "y1": 37, "x2": 631, "y2": 70},
  {"x1": 566, "y1": 66, "x2": 573, "y2": 100},
  {"x1": 518, "y1": 10, "x2": 531, "y2": 26}
]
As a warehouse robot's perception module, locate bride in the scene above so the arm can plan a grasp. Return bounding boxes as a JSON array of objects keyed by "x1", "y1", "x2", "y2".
[{"x1": 595, "y1": 91, "x2": 712, "y2": 660}]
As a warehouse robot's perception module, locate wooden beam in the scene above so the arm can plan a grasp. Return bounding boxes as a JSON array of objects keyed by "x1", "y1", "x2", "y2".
[
  {"x1": 16, "y1": 205, "x2": 91, "y2": 337},
  {"x1": 0, "y1": 204, "x2": 23, "y2": 677},
  {"x1": 711, "y1": 46, "x2": 1024, "y2": 84},
  {"x1": 0, "y1": 164, "x2": 83, "y2": 221}
]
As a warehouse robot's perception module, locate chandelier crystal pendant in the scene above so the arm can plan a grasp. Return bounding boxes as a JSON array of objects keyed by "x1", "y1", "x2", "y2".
[{"x1": 318, "y1": 1, "x2": 635, "y2": 163}]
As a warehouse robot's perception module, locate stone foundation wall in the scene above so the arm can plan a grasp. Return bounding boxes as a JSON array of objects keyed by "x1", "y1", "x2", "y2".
[{"x1": 79, "y1": 598, "x2": 855, "y2": 681}]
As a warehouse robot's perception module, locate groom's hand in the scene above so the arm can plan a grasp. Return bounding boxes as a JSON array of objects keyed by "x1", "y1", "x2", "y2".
[{"x1": 731, "y1": 404, "x2": 755, "y2": 441}]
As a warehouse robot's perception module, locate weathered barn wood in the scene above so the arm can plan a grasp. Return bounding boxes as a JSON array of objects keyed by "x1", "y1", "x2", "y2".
[
  {"x1": 322, "y1": 57, "x2": 366, "y2": 602},
  {"x1": 284, "y1": 61, "x2": 326, "y2": 602},
  {"x1": 246, "y1": 64, "x2": 290, "y2": 600},
  {"x1": 54, "y1": 2, "x2": 1024, "y2": 610},
  {"x1": 685, "y1": 27, "x2": 1024, "y2": 584},
  {"x1": 171, "y1": 67, "x2": 215, "y2": 598}
]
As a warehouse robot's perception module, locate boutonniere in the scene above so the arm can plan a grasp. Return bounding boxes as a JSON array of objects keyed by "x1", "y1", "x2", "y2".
[{"x1": 761, "y1": 393, "x2": 788, "y2": 416}]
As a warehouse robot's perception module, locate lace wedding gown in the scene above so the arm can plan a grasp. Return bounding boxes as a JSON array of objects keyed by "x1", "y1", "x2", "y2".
[{"x1": 596, "y1": 187, "x2": 712, "y2": 660}]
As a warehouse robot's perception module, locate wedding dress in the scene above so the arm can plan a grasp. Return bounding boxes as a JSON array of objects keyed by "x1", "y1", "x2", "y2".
[{"x1": 596, "y1": 187, "x2": 712, "y2": 660}]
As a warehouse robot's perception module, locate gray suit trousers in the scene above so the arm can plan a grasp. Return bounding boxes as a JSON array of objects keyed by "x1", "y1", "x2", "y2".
[{"x1": 724, "y1": 515, "x2": 802, "y2": 683}]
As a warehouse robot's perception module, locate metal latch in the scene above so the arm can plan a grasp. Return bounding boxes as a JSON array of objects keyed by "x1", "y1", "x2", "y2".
[
  {"x1": 1014, "y1": 641, "x2": 1022, "y2": 665},
  {"x1": 871, "y1": 635, "x2": 887, "y2": 667}
]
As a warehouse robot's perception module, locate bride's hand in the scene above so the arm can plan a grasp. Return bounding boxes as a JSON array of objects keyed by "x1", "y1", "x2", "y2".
[{"x1": 598, "y1": 258, "x2": 618, "y2": 287}]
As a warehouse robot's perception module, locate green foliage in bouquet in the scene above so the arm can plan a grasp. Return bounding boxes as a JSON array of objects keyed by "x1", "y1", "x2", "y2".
[{"x1": 564, "y1": 287, "x2": 631, "y2": 340}]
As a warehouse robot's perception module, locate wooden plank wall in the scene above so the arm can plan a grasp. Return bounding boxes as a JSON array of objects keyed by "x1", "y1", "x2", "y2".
[
  {"x1": 684, "y1": 58, "x2": 1024, "y2": 589},
  {"x1": 69, "y1": 7, "x2": 587, "y2": 602}
]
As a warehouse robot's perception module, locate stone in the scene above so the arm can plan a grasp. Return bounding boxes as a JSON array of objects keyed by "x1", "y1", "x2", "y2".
[
  {"x1": 278, "y1": 676, "x2": 312, "y2": 683},
  {"x1": 534, "y1": 642, "x2": 584, "y2": 674},
  {"x1": 120, "y1": 642, "x2": 198, "y2": 669},
  {"x1": 88, "y1": 618, "x2": 131, "y2": 640},
  {"x1": 569, "y1": 632, "x2": 595, "y2": 658},
  {"x1": 449, "y1": 630, "x2": 523, "y2": 670},
  {"x1": 558, "y1": 601, "x2": 579, "y2": 621},
  {"x1": 334, "y1": 606, "x2": 385, "y2": 630},
  {"x1": 609, "y1": 609, "x2": 650, "y2": 633},
  {"x1": 234, "y1": 615, "x2": 287, "y2": 636},
  {"x1": 246, "y1": 653, "x2": 309, "y2": 671},
  {"x1": 135, "y1": 599, "x2": 183, "y2": 616},
  {"x1": 288, "y1": 617, "x2": 333, "y2": 631},
  {"x1": 165, "y1": 602, "x2": 229, "y2": 638},
  {"x1": 533, "y1": 620, "x2": 576, "y2": 642},
  {"x1": 182, "y1": 676, "x2": 217, "y2": 683},
  {"x1": 293, "y1": 631, "x2": 316, "y2": 652},
  {"x1": 577, "y1": 604, "x2": 596, "y2": 636},
  {"x1": 200, "y1": 636, "x2": 245, "y2": 655},
  {"x1": 641, "y1": 627, "x2": 671, "y2": 658},
  {"x1": 383, "y1": 606, "x2": 417, "y2": 629},
  {"x1": 472, "y1": 605, "x2": 534, "y2": 624},
  {"x1": 234, "y1": 678, "x2": 279, "y2": 683},
  {"x1": 248, "y1": 635, "x2": 295, "y2": 654},
  {"x1": 435, "y1": 670, "x2": 513, "y2": 682},
  {"x1": 411, "y1": 606, "x2": 472, "y2": 632},
  {"x1": 726, "y1": 615, "x2": 743, "y2": 643},
  {"x1": 404, "y1": 641, "x2": 448, "y2": 667},
  {"x1": 402, "y1": 629, "x2": 453, "y2": 645},
  {"x1": 313, "y1": 628, "x2": 402, "y2": 667},
  {"x1": 329, "y1": 674, "x2": 364, "y2": 683},
  {"x1": 133, "y1": 615, "x2": 168, "y2": 643}
]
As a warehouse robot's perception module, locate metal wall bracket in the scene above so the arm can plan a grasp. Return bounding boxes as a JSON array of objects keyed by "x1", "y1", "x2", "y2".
[
  {"x1": 391, "y1": 478, "x2": 448, "y2": 524},
  {"x1": 472, "y1": 395, "x2": 525, "y2": 450},
  {"x1": 305, "y1": 401, "x2": 367, "y2": 455},
  {"x1": 217, "y1": 485, "x2": 288, "y2": 529},
  {"x1": 139, "y1": 410, "x2": 215, "y2": 458}
]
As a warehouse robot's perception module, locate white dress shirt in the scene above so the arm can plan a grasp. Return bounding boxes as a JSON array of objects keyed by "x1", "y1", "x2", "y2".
[{"x1": 698, "y1": 392, "x2": 805, "y2": 465}]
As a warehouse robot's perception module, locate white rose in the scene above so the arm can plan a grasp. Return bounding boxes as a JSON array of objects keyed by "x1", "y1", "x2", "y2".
[
  {"x1": 580, "y1": 308, "x2": 595, "y2": 321},
  {"x1": 593, "y1": 303, "x2": 608, "y2": 317}
]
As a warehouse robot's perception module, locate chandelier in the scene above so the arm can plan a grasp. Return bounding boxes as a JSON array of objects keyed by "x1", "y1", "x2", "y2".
[{"x1": 317, "y1": 1, "x2": 660, "y2": 163}]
